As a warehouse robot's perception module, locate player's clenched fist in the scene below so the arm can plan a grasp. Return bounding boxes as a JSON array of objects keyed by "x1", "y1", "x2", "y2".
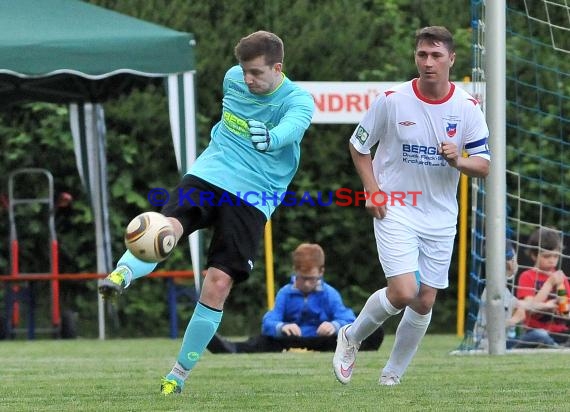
[
  {"x1": 439, "y1": 141, "x2": 459, "y2": 167},
  {"x1": 248, "y1": 119, "x2": 271, "y2": 152}
]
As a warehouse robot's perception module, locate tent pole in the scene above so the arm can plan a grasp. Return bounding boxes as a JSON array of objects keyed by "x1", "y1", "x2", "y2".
[
  {"x1": 70, "y1": 103, "x2": 113, "y2": 340},
  {"x1": 168, "y1": 72, "x2": 200, "y2": 292}
]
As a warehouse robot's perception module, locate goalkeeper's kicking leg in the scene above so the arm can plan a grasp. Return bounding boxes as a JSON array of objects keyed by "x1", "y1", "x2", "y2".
[
  {"x1": 98, "y1": 217, "x2": 184, "y2": 299},
  {"x1": 98, "y1": 174, "x2": 267, "y2": 396}
]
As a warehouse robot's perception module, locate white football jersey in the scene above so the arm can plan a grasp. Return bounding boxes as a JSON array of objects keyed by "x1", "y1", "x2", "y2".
[{"x1": 350, "y1": 79, "x2": 490, "y2": 236}]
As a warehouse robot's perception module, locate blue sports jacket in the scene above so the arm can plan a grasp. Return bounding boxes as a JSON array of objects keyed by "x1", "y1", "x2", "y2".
[{"x1": 262, "y1": 277, "x2": 356, "y2": 337}]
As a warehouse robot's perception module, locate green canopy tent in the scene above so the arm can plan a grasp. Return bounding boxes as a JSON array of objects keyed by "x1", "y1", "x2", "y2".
[{"x1": 0, "y1": 0, "x2": 200, "y2": 338}]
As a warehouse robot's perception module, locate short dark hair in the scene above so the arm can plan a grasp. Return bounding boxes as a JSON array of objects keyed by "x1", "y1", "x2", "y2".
[
  {"x1": 415, "y1": 26, "x2": 455, "y2": 53},
  {"x1": 526, "y1": 227, "x2": 563, "y2": 257},
  {"x1": 234, "y1": 30, "x2": 284, "y2": 65}
]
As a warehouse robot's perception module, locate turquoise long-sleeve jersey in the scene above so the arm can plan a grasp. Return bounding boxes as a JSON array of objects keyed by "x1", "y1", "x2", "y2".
[{"x1": 189, "y1": 65, "x2": 315, "y2": 218}]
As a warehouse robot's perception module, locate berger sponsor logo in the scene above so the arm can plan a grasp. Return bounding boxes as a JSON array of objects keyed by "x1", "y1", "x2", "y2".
[
  {"x1": 401, "y1": 144, "x2": 447, "y2": 166},
  {"x1": 402, "y1": 144, "x2": 438, "y2": 155}
]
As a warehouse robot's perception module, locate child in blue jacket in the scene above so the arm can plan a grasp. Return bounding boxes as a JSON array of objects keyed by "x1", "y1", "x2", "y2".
[{"x1": 208, "y1": 243, "x2": 384, "y2": 353}]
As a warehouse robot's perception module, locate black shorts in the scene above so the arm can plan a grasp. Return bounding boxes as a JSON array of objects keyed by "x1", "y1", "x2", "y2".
[{"x1": 161, "y1": 175, "x2": 266, "y2": 283}]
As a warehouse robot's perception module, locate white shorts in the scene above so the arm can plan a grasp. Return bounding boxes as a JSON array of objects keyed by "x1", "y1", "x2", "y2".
[{"x1": 374, "y1": 217, "x2": 455, "y2": 289}]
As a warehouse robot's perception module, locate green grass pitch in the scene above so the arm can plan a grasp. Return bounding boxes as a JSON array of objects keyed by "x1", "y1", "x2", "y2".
[{"x1": 0, "y1": 335, "x2": 567, "y2": 411}]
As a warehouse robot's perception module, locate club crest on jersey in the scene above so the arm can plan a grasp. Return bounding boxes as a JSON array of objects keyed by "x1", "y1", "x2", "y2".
[
  {"x1": 355, "y1": 126, "x2": 369, "y2": 145},
  {"x1": 445, "y1": 123, "x2": 457, "y2": 138}
]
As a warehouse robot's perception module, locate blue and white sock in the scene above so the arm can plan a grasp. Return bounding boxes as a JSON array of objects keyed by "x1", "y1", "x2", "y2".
[{"x1": 166, "y1": 362, "x2": 190, "y2": 387}]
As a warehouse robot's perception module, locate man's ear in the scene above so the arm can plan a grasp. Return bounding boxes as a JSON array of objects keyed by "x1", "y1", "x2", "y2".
[{"x1": 449, "y1": 52, "x2": 456, "y2": 68}]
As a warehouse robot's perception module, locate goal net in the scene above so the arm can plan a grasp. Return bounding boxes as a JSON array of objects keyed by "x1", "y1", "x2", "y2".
[{"x1": 459, "y1": 0, "x2": 570, "y2": 352}]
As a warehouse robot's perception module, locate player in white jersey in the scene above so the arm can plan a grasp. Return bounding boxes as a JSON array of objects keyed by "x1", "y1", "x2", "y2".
[{"x1": 333, "y1": 26, "x2": 490, "y2": 386}]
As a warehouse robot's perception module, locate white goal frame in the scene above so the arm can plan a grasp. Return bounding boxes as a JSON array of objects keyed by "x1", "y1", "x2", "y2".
[{"x1": 484, "y1": 0, "x2": 508, "y2": 355}]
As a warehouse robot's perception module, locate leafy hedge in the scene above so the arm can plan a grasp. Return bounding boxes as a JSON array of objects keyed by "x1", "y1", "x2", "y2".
[{"x1": 2, "y1": 0, "x2": 564, "y2": 338}]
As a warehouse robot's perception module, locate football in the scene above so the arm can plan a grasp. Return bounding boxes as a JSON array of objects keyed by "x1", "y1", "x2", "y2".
[{"x1": 124, "y1": 212, "x2": 177, "y2": 263}]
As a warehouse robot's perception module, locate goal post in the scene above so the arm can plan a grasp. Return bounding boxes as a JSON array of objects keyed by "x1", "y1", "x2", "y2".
[
  {"x1": 460, "y1": 0, "x2": 570, "y2": 354},
  {"x1": 484, "y1": 0, "x2": 507, "y2": 355}
]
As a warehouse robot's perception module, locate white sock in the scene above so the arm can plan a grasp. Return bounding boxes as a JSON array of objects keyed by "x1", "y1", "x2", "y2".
[
  {"x1": 169, "y1": 361, "x2": 190, "y2": 382},
  {"x1": 382, "y1": 307, "x2": 432, "y2": 379},
  {"x1": 347, "y1": 288, "x2": 402, "y2": 343}
]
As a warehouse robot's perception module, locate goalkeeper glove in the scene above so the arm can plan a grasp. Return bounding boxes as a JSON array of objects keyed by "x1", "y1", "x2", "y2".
[{"x1": 248, "y1": 119, "x2": 271, "y2": 152}]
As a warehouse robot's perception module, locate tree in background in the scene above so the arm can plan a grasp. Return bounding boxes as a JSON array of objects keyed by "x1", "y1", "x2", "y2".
[{"x1": 0, "y1": 0, "x2": 478, "y2": 336}]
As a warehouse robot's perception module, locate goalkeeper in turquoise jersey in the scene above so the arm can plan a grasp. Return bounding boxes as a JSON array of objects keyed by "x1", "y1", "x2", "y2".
[{"x1": 98, "y1": 31, "x2": 315, "y2": 395}]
